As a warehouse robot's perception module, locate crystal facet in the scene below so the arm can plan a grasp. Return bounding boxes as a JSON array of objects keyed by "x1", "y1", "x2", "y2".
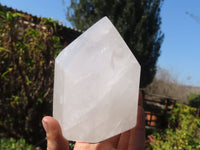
[{"x1": 53, "y1": 17, "x2": 141, "y2": 143}]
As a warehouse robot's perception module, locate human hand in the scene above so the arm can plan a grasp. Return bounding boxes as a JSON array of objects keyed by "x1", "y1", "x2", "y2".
[{"x1": 42, "y1": 93, "x2": 145, "y2": 150}]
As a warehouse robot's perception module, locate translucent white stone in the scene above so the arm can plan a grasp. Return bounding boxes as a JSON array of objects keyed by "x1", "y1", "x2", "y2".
[{"x1": 53, "y1": 17, "x2": 141, "y2": 143}]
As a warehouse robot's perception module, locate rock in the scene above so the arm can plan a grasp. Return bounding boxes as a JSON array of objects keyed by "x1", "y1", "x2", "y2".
[{"x1": 53, "y1": 17, "x2": 141, "y2": 143}]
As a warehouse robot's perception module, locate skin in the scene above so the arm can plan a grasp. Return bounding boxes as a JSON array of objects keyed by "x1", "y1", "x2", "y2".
[{"x1": 42, "y1": 92, "x2": 145, "y2": 150}]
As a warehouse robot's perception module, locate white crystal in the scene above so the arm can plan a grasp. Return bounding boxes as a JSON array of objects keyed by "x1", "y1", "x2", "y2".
[{"x1": 53, "y1": 17, "x2": 141, "y2": 143}]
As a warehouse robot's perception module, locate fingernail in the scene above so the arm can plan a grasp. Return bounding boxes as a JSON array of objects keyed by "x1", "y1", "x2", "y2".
[{"x1": 42, "y1": 118, "x2": 48, "y2": 133}]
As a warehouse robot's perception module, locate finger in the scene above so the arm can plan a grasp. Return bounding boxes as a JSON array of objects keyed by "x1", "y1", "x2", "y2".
[
  {"x1": 118, "y1": 91, "x2": 144, "y2": 150},
  {"x1": 42, "y1": 116, "x2": 69, "y2": 150},
  {"x1": 74, "y1": 132, "x2": 120, "y2": 150},
  {"x1": 138, "y1": 91, "x2": 143, "y2": 107},
  {"x1": 101, "y1": 134, "x2": 120, "y2": 148},
  {"x1": 74, "y1": 142, "x2": 99, "y2": 150},
  {"x1": 75, "y1": 141, "x2": 117, "y2": 150},
  {"x1": 128, "y1": 106, "x2": 145, "y2": 150},
  {"x1": 117, "y1": 130, "x2": 130, "y2": 150},
  {"x1": 101, "y1": 91, "x2": 143, "y2": 149}
]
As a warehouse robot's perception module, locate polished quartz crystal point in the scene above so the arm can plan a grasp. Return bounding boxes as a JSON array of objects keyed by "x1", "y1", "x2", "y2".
[{"x1": 53, "y1": 16, "x2": 141, "y2": 143}]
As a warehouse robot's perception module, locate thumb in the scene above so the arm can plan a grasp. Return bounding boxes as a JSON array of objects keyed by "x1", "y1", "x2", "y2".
[{"x1": 42, "y1": 116, "x2": 69, "y2": 150}]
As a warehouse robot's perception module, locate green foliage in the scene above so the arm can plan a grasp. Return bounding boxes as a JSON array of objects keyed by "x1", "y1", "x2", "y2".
[
  {"x1": 0, "y1": 9, "x2": 62, "y2": 144},
  {"x1": 66, "y1": 0, "x2": 164, "y2": 87},
  {"x1": 188, "y1": 93, "x2": 200, "y2": 108},
  {"x1": 0, "y1": 138, "x2": 34, "y2": 150},
  {"x1": 150, "y1": 104, "x2": 200, "y2": 150},
  {"x1": 69, "y1": 141, "x2": 75, "y2": 150}
]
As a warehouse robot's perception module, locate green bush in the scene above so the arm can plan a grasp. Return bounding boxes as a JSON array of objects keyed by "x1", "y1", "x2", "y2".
[
  {"x1": 0, "y1": 8, "x2": 62, "y2": 144},
  {"x1": 150, "y1": 104, "x2": 200, "y2": 150},
  {"x1": 0, "y1": 138, "x2": 34, "y2": 150},
  {"x1": 188, "y1": 93, "x2": 200, "y2": 108}
]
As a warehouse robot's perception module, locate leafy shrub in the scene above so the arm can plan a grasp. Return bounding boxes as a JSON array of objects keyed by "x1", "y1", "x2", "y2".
[
  {"x1": 150, "y1": 104, "x2": 200, "y2": 150},
  {"x1": 0, "y1": 9, "x2": 62, "y2": 144},
  {"x1": 188, "y1": 93, "x2": 200, "y2": 108},
  {"x1": 0, "y1": 138, "x2": 34, "y2": 150}
]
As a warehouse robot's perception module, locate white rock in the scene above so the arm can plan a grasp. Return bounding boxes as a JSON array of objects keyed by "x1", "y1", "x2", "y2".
[{"x1": 53, "y1": 17, "x2": 141, "y2": 143}]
